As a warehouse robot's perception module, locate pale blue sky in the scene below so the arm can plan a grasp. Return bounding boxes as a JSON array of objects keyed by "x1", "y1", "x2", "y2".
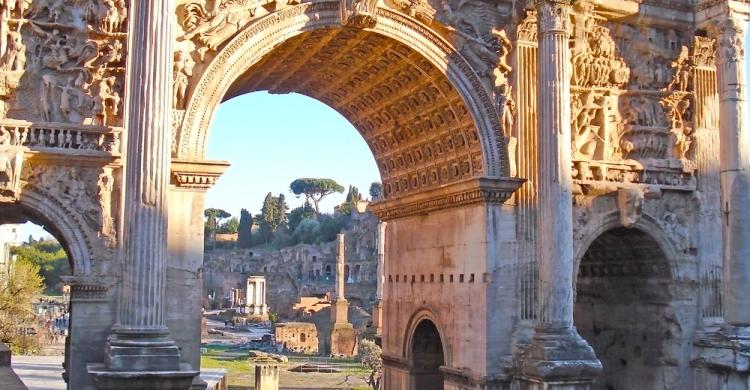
[
  {"x1": 203, "y1": 92, "x2": 380, "y2": 218},
  {"x1": 16, "y1": 34, "x2": 750, "y2": 241}
]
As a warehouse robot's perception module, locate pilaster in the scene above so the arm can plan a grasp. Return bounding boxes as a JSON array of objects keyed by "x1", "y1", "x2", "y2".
[
  {"x1": 518, "y1": 0, "x2": 601, "y2": 387},
  {"x1": 372, "y1": 221, "x2": 386, "y2": 337}
]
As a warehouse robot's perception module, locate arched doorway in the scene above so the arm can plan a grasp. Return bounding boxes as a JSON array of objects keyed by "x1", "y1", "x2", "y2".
[
  {"x1": 409, "y1": 319, "x2": 444, "y2": 390},
  {"x1": 574, "y1": 227, "x2": 683, "y2": 390},
  {"x1": 0, "y1": 203, "x2": 75, "y2": 381}
]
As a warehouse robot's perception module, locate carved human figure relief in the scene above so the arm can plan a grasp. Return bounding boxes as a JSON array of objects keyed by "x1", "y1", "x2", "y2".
[
  {"x1": 0, "y1": 146, "x2": 22, "y2": 198},
  {"x1": 341, "y1": 0, "x2": 377, "y2": 28},
  {"x1": 173, "y1": 50, "x2": 195, "y2": 109},
  {"x1": 617, "y1": 187, "x2": 643, "y2": 227},
  {"x1": 496, "y1": 84, "x2": 516, "y2": 176},
  {"x1": 3, "y1": 27, "x2": 24, "y2": 71},
  {"x1": 97, "y1": 167, "x2": 114, "y2": 236},
  {"x1": 438, "y1": 0, "x2": 511, "y2": 90},
  {"x1": 391, "y1": 0, "x2": 436, "y2": 24},
  {"x1": 179, "y1": 0, "x2": 277, "y2": 61}
]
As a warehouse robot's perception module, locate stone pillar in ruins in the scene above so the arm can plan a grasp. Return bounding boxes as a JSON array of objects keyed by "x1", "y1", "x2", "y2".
[
  {"x1": 372, "y1": 222, "x2": 386, "y2": 336},
  {"x1": 331, "y1": 233, "x2": 348, "y2": 324},
  {"x1": 87, "y1": 0, "x2": 197, "y2": 385},
  {"x1": 519, "y1": 0, "x2": 601, "y2": 386},
  {"x1": 329, "y1": 233, "x2": 357, "y2": 356},
  {"x1": 246, "y1": 276, "x2": 269, "y2": 321}
]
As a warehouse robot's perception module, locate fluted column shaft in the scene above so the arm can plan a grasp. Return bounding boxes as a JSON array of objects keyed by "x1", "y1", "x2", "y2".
[
  {"x1": 535, "y1": 0, "x2": 574, "y2": 329},
  {"x1": 711, "y1": 14, "x2": 750, "y2": 327},
  {"x1": 118, "y1": 0, "x2": 175, "y2": 335}
]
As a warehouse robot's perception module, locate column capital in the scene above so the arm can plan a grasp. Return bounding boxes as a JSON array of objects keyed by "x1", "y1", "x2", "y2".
[
  {"x1": 535, "y1": 0, "x2": 572, "y2": 35},
  {"x1": 705, "y1": 14, "x2": 747, "y2": 65}
]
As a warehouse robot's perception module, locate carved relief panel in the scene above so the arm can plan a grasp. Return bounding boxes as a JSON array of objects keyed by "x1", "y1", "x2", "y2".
[
  {"x1": 569, "y1": 5, "x2": 703, "y2": 191},
  {"x1": 20, "y1": 162, "x2": 119, "y2": 269},
  {"x1": 1, "y1": 0, "x2": 127, "y2": 126}
]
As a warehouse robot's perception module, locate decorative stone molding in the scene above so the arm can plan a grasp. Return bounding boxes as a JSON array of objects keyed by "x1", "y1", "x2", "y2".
[
  {"x1": 0, "y1": 120, "x2": 122, "y2": 156},
  {"x1": 381, "y1": 353, "x2": 411, "y2": 371},
  {"x1": 171, "y1": 158, "x2": 230, "y2": 190},
  {"x1": 368, "y1": 176, "x2": 524, "y2": 221},
  {"x1": 60, "y1": 276, "x2": 114, "y2": 302}
]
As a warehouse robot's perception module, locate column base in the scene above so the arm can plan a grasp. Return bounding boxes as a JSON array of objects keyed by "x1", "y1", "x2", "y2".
[
  {"x1": 104, "y1": 334, "x2": 183, "y2": 372},
  {"x1": 518, "y1": 326, "x2": 601, "y2": 388},
  {"x1": 693, "y1": 325, "x2": 750, "y2": 377},
  {"x1": 88, "y1": 363, "x2": 199, "y2": 390},
  {"x1": 330, "y1": 323, "x2": 358, "y2": 357},
  {"x1": 331, "y1": 298, "x2": 349, "y2": 325}
]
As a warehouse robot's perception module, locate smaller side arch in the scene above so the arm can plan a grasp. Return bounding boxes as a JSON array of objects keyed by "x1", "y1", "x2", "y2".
[
  {"x1": 402, "y1": 308, "x2": 450, "y2": 366},
  {"x1": 6, "y1": 188, "x2": 95, "y2": 275},
  {"x1": 573, "y1": 211, "x2": 682, "y2": 286}
]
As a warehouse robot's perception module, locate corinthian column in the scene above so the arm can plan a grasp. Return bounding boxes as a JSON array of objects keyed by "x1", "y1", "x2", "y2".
[
  {"x1": 521, "y1": 0, "x2": 601, "y2": 384},
  {"x1": 89, "y1": 0, "x2": 198, "y2": 385},
  {"x1": 710, "y1": 12, "x2": 750, "y2": 329}
]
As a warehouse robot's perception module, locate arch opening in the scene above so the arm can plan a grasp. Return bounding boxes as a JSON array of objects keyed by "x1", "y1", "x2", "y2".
[
  {"x1": 574, "y1": 227, "x2": 683, "y2": 390},
  {"x1": 183, "y1": 23, "x2": 497, "y2": 199},
  {"x1": 0, "y1": 203, "x2": 75, "y2": 275},
  {"x1": 409, "y1": 319, "x2": 444, "y2": 390}
]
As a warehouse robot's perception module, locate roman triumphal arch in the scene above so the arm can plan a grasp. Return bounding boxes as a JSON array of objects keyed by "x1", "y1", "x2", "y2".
[{"x1": 1, "y1": 0, "x2": 750, "y2": 389}]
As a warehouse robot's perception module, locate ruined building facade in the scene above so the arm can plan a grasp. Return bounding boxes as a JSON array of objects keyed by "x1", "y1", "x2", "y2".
[
  {"x1": 0, "y1": 0, "x2": 748, "y2": 389},
  {"x1": 203, "y1": 206, "x2": 379, "y2": 318}
]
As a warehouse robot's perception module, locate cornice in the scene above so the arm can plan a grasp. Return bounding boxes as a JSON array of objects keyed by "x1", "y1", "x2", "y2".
[
  {"x1": 369, "y1": 176, "x2": 524, "y2": 221},
  {"x1": 381, "y1": 353, "x2": 411, "y2": 370},
  {"x1": 171, "y1": 158, "x2": 231, "y2": 190}
]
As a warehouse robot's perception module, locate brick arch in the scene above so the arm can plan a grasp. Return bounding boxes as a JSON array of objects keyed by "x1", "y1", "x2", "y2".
[{"x1": 176, "y1": 1, "x2": 508, "y2": 199}]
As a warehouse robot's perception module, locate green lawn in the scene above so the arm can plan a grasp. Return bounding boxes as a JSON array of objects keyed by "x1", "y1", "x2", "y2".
[{"x1": 201, "y1": 347, "x2": 371, "y2": 389}]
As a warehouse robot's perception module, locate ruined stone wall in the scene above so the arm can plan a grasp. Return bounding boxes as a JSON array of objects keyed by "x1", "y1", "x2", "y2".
[
  {"x1": 203, "y1": 209, "x2": 380, "y2": 318},
  {"x1": 274, "y1": 322, "x2": 319, "y2": 354}
]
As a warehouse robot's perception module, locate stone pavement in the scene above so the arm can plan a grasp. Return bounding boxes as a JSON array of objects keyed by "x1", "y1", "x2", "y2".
[
  {"x1": 12, "y1": 355, "x2": 65, "y2": 390},
  {"x1": 12, "y1": 355, "x2": 230, "y2": 390}
]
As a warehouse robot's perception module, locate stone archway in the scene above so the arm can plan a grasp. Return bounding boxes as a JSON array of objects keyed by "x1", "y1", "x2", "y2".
[
  {"x1": 574, "y1": 227, "x2": 684, "y2": 390},
  {"x1": 0, "y1": 193, "x2": 112, "y2": 388},
  {"x1": 409, "y1": 319, "x2": 445, "y2": 390},
  {"x1": 174, "y1": 1, "x2": 511, "y2": 194}
]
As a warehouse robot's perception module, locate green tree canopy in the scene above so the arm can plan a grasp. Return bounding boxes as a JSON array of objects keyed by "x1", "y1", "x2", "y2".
[
  {"x1": 288, "y1": 203, "x2": 315, "y2": 233},
  {"x1": 238, "y1": 209, "x2": 253, "y2": 248},
  {"x1": 204, "y1": 208, "x2": 231, "y2": 235},
  {"x1": 11, "y1": 239, "x2": 70, "y2": 295},
  {"x1": 369, "y1": 182, "x2": 382, "y2": 200},
  {"x1": 0, "y1": 258, "x2": 44, "y2": 353},
  {"x1": 259, "y1": 193, "x2": 288, "y2": 243},
  {"x1": 289, "y1": 178, "x2": 344, "y2": 213},
  {"x1": 217, "y1": 217, "x2": 239, "y2": 234},
  {"x1": 359, "y1": 339, "x2": 383, "y2": 389}
]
